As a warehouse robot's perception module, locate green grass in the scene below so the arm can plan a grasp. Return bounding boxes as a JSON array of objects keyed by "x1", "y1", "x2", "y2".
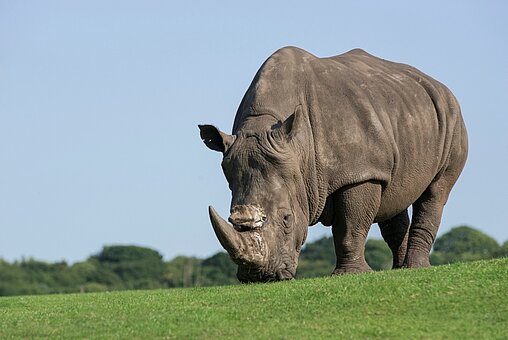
[{"x1": 1, "y1": 258, "x2": 507, "y2": 339}]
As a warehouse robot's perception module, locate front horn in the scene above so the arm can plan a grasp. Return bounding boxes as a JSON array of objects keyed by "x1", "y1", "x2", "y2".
[
  {"x1": 209, "y1": 206, "x2": 241, "y2": 255},
  {"x1": 208, "y1": 206, "x2": 267, "y2": 266}
]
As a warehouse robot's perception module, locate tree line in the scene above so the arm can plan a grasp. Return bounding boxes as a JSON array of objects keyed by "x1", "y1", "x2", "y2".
[{"x1": 1, "y1": 226, "x2": 506, "y2": 296}]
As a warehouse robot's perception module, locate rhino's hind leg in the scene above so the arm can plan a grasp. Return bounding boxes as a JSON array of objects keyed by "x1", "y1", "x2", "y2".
[
  {"x1": 404, "y1": 119, "x2": 467, "y2": 268},
  {"x1": 404, "y1": 169, "x2": 460, "y2": 268},
  {"x1": 331, "y1": 181, "x2": 382, "y2": 275},
  {"x1": 403, "y1": 183, "x2": 446, "y2": 268},
  {"x1": 378, "y1": 209, "x2": 410, "y2": 269}
]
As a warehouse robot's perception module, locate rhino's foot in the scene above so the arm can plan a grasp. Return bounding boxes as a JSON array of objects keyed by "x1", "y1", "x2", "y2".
[
  {"x1": 391, "y1": 253, "x2": 409, "y2": 269},
  {"x1": 402, "y1": 250, "x2": 431, "y2": 268},
  {"x1": 392, "y1": 262, "x2": 405, "y2": 269},
  {"x1": 331, "y1": 262, "x2": 373, "y2": 276}
]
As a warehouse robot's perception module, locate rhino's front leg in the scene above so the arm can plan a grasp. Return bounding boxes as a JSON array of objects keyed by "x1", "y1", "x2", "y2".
[
  {"x1": 331, "y1": 181, "x2": 382, "y2": 275},
  {"x1": 378, "y1": 209, "x2": 410, "y2": 268}
]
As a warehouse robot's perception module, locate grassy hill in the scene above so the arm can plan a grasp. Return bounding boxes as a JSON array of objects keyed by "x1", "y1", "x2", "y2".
[{"x1": 1, "y1": 258, "x2": 506, "y2": 339}]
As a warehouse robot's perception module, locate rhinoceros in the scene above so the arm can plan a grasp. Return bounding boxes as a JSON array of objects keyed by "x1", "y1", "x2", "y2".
[{"x1": 198, "y1": 47, "x2": 468, "y2": 282}]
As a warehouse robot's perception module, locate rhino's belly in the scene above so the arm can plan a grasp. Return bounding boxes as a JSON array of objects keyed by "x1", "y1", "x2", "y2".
[{"x1": 374, "y1": 163, "x2": 439, "y2": 223}]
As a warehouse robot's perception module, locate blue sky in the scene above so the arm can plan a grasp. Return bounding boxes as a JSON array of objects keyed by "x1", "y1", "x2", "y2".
[{"x1": 1, "y1": 1, "x2": 507, "y2": 263}]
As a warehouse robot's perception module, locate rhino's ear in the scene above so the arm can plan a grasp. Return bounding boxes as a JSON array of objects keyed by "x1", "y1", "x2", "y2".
[
  {"x1": 279, "y1": 105, "x2": 305, "y2": 141},
  {"x1": 198, "y1": 124, "x2": 235, "y2": 153}
]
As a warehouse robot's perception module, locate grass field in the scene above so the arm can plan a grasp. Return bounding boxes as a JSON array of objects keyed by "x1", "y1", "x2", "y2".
[{"x1": 1, "y1": 258, "x2": 506, "y2": 339}]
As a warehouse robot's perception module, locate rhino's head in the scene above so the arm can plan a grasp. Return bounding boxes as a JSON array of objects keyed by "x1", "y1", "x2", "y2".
[{"x1": 199, "y1": 108, "x2": 310, "y2": 282}]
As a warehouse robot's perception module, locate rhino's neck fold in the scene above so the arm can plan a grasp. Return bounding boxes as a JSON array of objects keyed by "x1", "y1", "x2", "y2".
[
  {"x1": 301, "y1": 104, "x2": 327, "y2": 226},
  {"x1": 302, "y1": 131, "x2": 324, "y2": 226}
]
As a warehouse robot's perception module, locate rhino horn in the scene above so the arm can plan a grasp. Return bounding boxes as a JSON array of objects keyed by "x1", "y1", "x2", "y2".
[
  {"x1": 208, "y1": 206, "x2": 267, "y2": 266},
  {"x1": 209, "y1": 206, "x2": 242, "y2": 255}
]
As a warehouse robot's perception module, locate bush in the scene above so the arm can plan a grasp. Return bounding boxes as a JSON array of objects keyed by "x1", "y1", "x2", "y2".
[
  {"x1": 431, "y1": 226, "x2": 500, "y2": 265},
  {"x1": 365, "y1": 239, "x2": 392, "y2": 270}
]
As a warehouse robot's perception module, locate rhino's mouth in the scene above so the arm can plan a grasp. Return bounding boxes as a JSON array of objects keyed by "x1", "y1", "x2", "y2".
[{"x1": 237, "y1": 263, "x2": 295, "y2": 283}]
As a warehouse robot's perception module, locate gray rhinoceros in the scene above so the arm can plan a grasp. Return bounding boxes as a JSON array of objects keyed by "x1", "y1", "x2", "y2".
[{"x1": 198, "y1": 47, "x2": 468, "y2": 282}]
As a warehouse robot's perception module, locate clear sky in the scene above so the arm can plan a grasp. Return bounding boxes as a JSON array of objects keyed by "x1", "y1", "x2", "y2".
[{"x1": 1, "y1": 1, "x2": 507, "y2": 263}]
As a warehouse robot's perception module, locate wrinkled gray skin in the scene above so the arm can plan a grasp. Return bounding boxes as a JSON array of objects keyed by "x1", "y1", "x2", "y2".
[{"x1": 199, "y1": 47, "x2": 468, "y2": 283}]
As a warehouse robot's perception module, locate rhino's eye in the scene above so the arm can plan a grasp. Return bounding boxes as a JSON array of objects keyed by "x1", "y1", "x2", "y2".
[
  {"x1": 282, "y1": 214, "x2": 292, "y2": 235},
  {"x1": 283, "y1": 213, "x2": 292, "y2": 225}
]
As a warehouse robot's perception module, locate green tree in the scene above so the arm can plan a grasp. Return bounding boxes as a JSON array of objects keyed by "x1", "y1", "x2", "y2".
[
  {"x1": 92, "y1": 245, "x2": 165, "y2": 289},
  {"x1": 430, "y1": 226, "x2": 500, "y2": 265},
  {"x1": 296, "y1": 259, "x2": 334, "y2": 278},
  {"x1": 299, "y1": 236, "x2": 335, "y2": 264},
  {"x1": 200, "y1": 252, "x2": 238, "y2": 286},
  {"x1": 0, "y1": 258, "x2": 90, "y2": 295},
  {"x1": 0, "y1": 259, "x2": 34, "y2": 296},
  {"x1": 297, "y1": 236, "x2": 335, "y2": 278},
  {"x1": 68, "y1": 260, "x2": 101, "y2": 291},
  {"x1": 19, "y1": 259, "x2": 72, "y2": 294},
  {"x1": 82, "y1": 258, "x2": 123, "y2": 289},
  {"x1": 495, "y1": 240, "x2": 508, "y2": 258},
  {"x1": 296, "y1": 236, "x2": 393, "y2": 277},
  {"x1": 163, "y1": 256, "x2": 203, "y2": 288},
  {"x1": 365, "y1": 239, "x2": 392, "y2": 271}
]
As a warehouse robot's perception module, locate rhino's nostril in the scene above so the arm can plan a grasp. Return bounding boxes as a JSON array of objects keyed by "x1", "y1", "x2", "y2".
[{"x1": 228, "y1": 205, "x2": 266, "y2": 230}]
